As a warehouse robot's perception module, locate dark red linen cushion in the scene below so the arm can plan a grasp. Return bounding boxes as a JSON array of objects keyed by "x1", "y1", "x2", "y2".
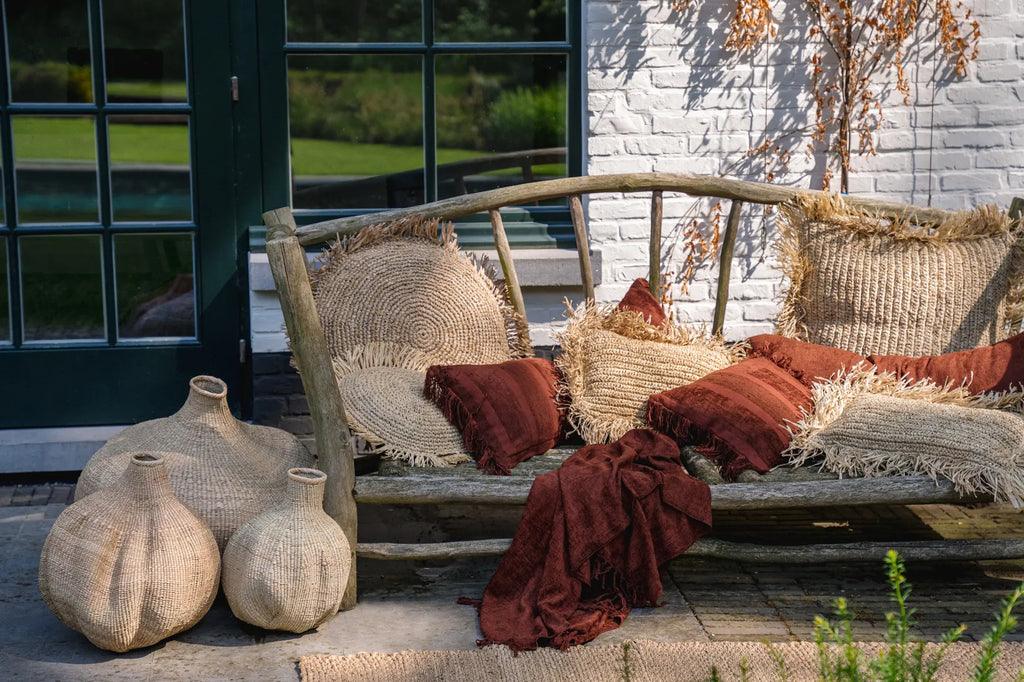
[
  {"x1": 425, "y1": 358, "x2": 564, "y2": 474},
  {"x1": 870, "y1": 331, "x2": 1024, "y2": 394},
  {"x1": 616, "y1": 278, "x2": 667, "y2": 326},
  {"x1": 747, "y1": 333, "x2": 867, "y2": 385},
  {"x1": 646, "y1": 357, "x2": 813, "y2": 479}
]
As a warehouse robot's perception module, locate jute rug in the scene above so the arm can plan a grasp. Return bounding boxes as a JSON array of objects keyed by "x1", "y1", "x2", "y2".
[{"x1": 299, "y1": 639, "x2": 1024, "y2": 681}]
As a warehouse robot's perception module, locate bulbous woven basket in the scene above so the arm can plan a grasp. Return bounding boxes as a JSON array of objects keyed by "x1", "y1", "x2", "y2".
[
  {"x1": 75, "y1": 375, "x2": 314, "y2": 549},
  {"x1": 222, "y1": 468, "x2": 351, "y2": 633},
  {"x1": 310, "y1": 218, "x2": 531, "y2": 366},
  {"x1": 40, "y1": 453, "x2": 220, "y2": 652},
  {"x1": 333, "y1": 343, "x2": 471, "y2": 467}
]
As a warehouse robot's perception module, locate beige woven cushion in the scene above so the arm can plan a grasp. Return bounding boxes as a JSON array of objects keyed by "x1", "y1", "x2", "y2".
[
  {"x1": 311, "y1": 219, "x2": 529, "y2": 366},
  {"x1": 788, "y1": 369, "x2": 1024, "y2": 506},
  {"x1": 556, "y1": 304, "x2": 739, "y2": 444},
  {"x1": 777, "y1": 195, "x2": 1024, "y2": 355},
  {"x1": 333, "y1": 343, "x2": 470, "y2": 467}
]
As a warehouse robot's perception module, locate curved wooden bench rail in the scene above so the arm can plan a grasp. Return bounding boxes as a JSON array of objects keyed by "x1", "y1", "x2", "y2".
[{"x1": 260, "y1": 174, "x2": 1006, "y2": 609}]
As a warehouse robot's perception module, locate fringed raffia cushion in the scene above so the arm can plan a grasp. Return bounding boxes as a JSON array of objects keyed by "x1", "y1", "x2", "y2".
[
  {"x1": 787, "y1": 369, "x2": 1024, "y2": 506},
  {"x1": 311, "y1": 218, "x2": 531, "y2": 366},
  {"x1": 556, "y1": 303, "x2": 739, "y2": 444},
  {"x1": 333, "y1": 343, "x2": 471, "y2": 467},
  {"x1": 777, "y1": 195, "x2": 1024, "y2": 356}
]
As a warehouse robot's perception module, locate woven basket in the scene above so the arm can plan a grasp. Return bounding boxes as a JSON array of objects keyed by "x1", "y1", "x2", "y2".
[
  {"x1": 222, "y1": 468, "x2": 350, "y2": 633},
  {"x1": 787, "y1": 369, "x2": 1024, "y2": 506},
  {"x1": 333, "y1": 343, "x2": 470, "y2": 467},
  {"x1": 556, "y1": 303, "x2": 739, "y2": 443},
  {"x1": 40, "y1": 453, "x2": 220, "y2": 652},
  {"x1": 777, "y1": 194, "x2": 1024, "y2": 356},
  {"x1": 75, "y1": 375, "x2": 314, "y2": 549},
  {"x1": 311, "y1": 218, "x2": 530, "y2": 366}
]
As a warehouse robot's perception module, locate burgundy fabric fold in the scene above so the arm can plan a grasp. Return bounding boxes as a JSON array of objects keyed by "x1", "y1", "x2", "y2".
[
  {"x1": 467, "y1": 428, "x2": 711, "y2": 651},
  {"x1": 871, "y1": 331, "x2": 1024, "y2": 394},
  {"x1": 647, "y1": 358, "x2": 813, "y2": 479},
  {"x1": 425, "y1": 358, "x2": 564, "y2": 474},
  {"x1": 616, "y1": 278, "x2": 667, "y2": 326},
  {"x1": 747, "y1": 333, "x2": 867, "y2": 385}
]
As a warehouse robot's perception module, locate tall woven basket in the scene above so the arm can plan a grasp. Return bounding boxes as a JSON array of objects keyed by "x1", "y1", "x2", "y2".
[
  {"x1": 221, "y1": 468, "x2": 351, "y2": 633},
  {"x1": 39, "y1": 453, "x2": 221, "y2": 652},
  {"x1": 76, "y1": 375, "x2": 314, "y2": 548}
]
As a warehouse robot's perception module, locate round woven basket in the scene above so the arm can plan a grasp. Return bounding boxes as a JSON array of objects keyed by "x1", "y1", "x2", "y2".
[
  {"x1": 75, "y1": 375, "x2": 314, "y2": 548},
  {"x1": 333, "y1": 343, "x2": 470, "y2": 467},
  {"x1": 40, "y1": 453, "x2": 220, "y2": 652},
  {"x1": 222, "y1": 467, "x2": 350, "y2": 633},
  {"x1": 310, "y1": 218, "x2": 530, "y2": 366}
]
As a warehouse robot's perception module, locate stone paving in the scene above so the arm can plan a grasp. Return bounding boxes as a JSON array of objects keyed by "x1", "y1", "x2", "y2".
[{"x1": 1, "y1": 482, "x2": 1023, "y2": 680}]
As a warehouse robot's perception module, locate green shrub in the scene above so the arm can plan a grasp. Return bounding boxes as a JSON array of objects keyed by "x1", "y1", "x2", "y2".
[
  {"x1": 9, "y1": 61, "x2": 92, "y2": 102},
  {"x1": 480, "y1": 85, "x2": 565, "y2": 152}
]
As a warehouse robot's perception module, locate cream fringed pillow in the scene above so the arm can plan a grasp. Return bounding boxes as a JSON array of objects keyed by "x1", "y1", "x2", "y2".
[
  {"x1": 556, "y1": 303, "x2": 740, "y2": 444},
  {"x1": 787, "y1": 369, "x2": 1024, "y2": 506},
  {"x1": 777, "y1": 195, "x2": 1024, "y2": 356}
]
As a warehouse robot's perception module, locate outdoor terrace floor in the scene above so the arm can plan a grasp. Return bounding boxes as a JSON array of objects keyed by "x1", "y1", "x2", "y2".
[{"x1": 1, "y1": 482, "x2": 1023, "y2": 680}]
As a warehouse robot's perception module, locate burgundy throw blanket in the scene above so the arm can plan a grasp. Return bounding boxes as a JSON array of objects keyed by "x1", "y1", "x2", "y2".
[{"x1": 462, "y1": 428, "x2": 712, "y2": 651}]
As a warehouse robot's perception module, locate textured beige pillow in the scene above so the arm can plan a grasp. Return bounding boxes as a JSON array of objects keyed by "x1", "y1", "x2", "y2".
[
  {"x1": 777, "y1": 195, "x2": 1024, "y2": 356},
  {"x1": 787, "y1": 369, "x2": 1024, "y2": 506},
  {"x1": 556, "y1": 303, "x2": 739, "y2": 444}
]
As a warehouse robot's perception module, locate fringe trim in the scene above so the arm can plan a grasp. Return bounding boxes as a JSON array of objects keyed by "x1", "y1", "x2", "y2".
[
  {"x1": 424, "y1": 372, "x2": 513, "y2": 475},
  {"x1": 331, "y1": 342, "x2": 435, "y2": 379},
  {"x1": 555, "y1": 301, "x2": 742, "y2": 443},
  {"x1": 775, "y1": 200, "x2": 811, "y2": 339},
  {"x1": 311, "y1": 217, "x2": 531, "y2": 359},
  {"x1": 786, "y1": 367, "x2": 1024, "y2": 506}
]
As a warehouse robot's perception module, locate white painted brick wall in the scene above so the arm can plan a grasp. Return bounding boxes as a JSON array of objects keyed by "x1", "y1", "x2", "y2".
[{"x1": 585, "y1": 0, "x2": 1024, "y2": 340}]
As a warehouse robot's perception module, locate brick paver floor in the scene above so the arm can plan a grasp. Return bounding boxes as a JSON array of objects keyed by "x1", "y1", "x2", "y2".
[{"x1": 4, "y1": 481, "x2": 1023, "y2": 648}]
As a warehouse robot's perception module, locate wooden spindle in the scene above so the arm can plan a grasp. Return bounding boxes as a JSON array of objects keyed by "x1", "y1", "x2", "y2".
[
  {"x1": 649, "y1": 190, "x2": 663, "y2": 296},
  {"x1": 569, "y1": 195, "x2": 596, "y2": 302},
  {"x1": 712, "y1": 200, "x2": 743, "y2": 337},
  {"x1": 488, "y1": 209, "x2": 527, "y2": 320}
]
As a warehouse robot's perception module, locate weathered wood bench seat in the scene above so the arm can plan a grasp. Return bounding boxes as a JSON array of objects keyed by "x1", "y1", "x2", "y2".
[{"x1": 263, "y1": 173, "x2": 1024, "y2": 607}]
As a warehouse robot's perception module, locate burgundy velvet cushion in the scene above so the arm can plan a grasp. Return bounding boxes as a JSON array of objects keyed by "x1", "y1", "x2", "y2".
[
  {"x1": 870, "y1": 331, "x2": 1024, "y2": 394},
  {"x1": 747, "y1": 333, "x2": 867, "y2": 385},
  {"x1": 616, "y1": 278, "x2": 667, "y2": 326},
  {"x1": 425, "y1": 358, "x2": 564, "y2": 474},
  {"x1": 646, "y1": 358, "x2": 813, "y2": 479}
]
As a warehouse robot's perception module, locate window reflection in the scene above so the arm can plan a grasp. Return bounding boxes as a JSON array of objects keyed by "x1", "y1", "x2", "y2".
[
  {"x1": 435, "y1": 0, "x2": 565, "y2": 42},
  {"x1": 115, "y1": 233, "x2": 195, "y2": 339},
  {"x1": 436, "y1": 55, "x2": 566, "y2": 199},
  {"x1": 5, "y1": 0, "x2": 93, "y2": 103},
  {"x1": 0, "y1": 240, "x2": 9, "y2": 343},
  {"x1": 20, "y1": 235, "x2": 105, "y2": 342},
  {"x1": 287, "y1": 0, "x2": 420, "y2": 43},
  {"x1": 288, "y1": 55, "x2": 424, "y2": 209},
  {"x1": 13, "y1": 116, "x2": 99, "y2": 224},
  {"x1": 109, "y1": 115, "x2": 191, "y2": 222},
  {"x1": 104, "y1": 0, "x2": 187, "y2": 103}
]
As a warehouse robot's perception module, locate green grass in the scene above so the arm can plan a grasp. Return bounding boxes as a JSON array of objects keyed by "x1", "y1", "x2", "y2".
[{"x1": 11, "y1": 116, "x2": 564, "y2": 178}]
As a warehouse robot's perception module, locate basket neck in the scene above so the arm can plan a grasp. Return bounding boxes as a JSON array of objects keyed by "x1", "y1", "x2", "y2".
[
  {"x1": 174, "y1": 377, "x2": 238, "y2": 430},
  {"x1": 285, "y1": 469, "x2": 326, "y2": 511},
  {"x1": 118, "y1": 454, "x2": 173, "y2": 502}
]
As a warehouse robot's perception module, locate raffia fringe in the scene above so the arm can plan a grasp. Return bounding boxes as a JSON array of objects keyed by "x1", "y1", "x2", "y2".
[
  {"x1": 786, "y1": 367, "x2": 1024, "y2": 506},
  {"x1": 555, "y1": 301, "x2": 743, "y2": 444},
  {"x1": 776, "y1": 194, "x2": 1024, "y2": 339},
  {"x1": 311, "y1": 217, "x2": 531, "y2": 359}
]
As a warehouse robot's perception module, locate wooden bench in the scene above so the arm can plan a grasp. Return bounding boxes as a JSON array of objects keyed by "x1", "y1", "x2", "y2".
[{"x1": 263, "y1": 173, "x2": 1024, "y2": 608}]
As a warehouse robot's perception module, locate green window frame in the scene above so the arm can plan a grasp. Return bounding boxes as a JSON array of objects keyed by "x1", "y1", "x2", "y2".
[{"x1": 254, "y1": 0, "x2": 583, "y2": 249}]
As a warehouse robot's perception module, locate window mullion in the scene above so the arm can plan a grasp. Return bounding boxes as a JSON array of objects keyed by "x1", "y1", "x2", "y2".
[{"x1": 423, "y1": 0, "x2": 436, "y2": 202}]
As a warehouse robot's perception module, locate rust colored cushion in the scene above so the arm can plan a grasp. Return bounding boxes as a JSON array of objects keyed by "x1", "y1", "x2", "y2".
[
  {"x1": 747, "y1": 333, "x2": 867, "y2": 385},
  {"x1": 646, "y1": 358, "x2": 813, "y2": 479},
  {"x1": 870, "y1": 332, "x2": 1024, "y2": 394},
  {"x1": 425, "y1": 358, "x2": 564, "y2": 474},
  {"x1": 616, "y1": 278, "x2": 667, "y2": 326}
]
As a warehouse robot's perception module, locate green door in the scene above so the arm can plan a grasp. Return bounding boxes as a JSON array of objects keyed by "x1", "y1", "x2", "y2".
[{"x1": 0, "y1": 0, "x2": 242, "y2": 428}]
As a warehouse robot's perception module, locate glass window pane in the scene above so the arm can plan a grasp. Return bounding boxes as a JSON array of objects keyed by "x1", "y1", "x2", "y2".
[
  {"x1": 5, "y1": 0, "x2": 93, "y2": 103},
  {"x1": 287, "y1": 0, "x2": 420, "y2": 43},
  {"x1": 109, "y1": 115, "x2": 191, "y2": 222},
  {"x1": 20, "y1": 235, "x2": 104, "y2": 342},
  {"x1": 115, "y1": 233, "x2": 195, "y2": 339},
  {"x1": 0, "y1": 240, "x2": 9, "y2": 343},
  {"x1": 289, "y1": 55, "x2": 424, "y2": 210},
  {"x1": 13, "y1": 116, "x2": 99, "y2": 224},
  {"x1": 435, "y1": 0, "x2": 566, "y2": 42},
  {"x1": 436, "y1": 55, "x2": 566, "y2": 200},
  {"x1": 104, "y1": 0, "x2": 187, "y2": 103}
]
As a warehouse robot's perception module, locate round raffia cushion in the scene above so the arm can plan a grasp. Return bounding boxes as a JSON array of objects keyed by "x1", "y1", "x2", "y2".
[
  {"x1": 776, "y1": 194, "x2": 1024, "y2": 356},
  {"x1": 556, "y1": 303, "x2": 739, "y2": 444},
  {"x1": 333, "y1": 343, "x2": 470, "y2": 467},
  {"x1": 787, "y1": 369, "x2": 1024, "y2": 506},
  {"x1": 310, "y1": 219, "x2": 529, "y2": 366}
]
